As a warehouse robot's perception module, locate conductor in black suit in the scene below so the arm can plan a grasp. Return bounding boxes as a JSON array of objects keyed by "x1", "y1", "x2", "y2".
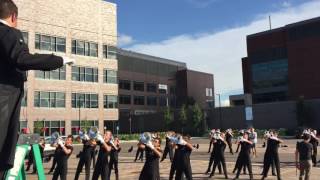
[{"x1": 0, "y1": 0, "x2": 74, "y2": 179}]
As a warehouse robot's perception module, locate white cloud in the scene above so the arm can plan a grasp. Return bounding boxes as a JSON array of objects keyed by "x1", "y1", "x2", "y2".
[
  {"x1": 282, "y1": 1, "x2": 291, "y2": 8},
  {"x1": 118, "y1": 34, "x2": 134, "y2": 47},
  {"x1": 126, "y1": 1, "x2": 320, "y2": 99},
  {"x1": 187, "y1": 0, "x2": 219, "y2": 8}
]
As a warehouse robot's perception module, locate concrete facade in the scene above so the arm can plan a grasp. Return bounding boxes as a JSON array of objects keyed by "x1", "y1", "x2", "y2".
[
  {"x1": 15, "y1": 0, "x2": 118, "y2": 135},
  {"x1": 208, "y1": 99, "x2": 320, "y2": 130}
]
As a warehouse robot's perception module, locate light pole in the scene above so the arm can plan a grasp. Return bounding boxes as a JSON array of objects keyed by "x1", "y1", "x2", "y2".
[
  {"x1": 78, "y1": 95, "x2": 84, "y2": 133},
  {"x1": 215, "y1": 93, "x2": 222, "y2": 129},
  {"x1": 129, "y1": 116, "x2": 132, "y2": 134}
]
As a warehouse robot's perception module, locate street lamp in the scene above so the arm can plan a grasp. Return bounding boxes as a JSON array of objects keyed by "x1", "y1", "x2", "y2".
[
  {"x1": 129, "y1": 116, "x2": 132, "y2": 134},
  {"x1": 78, "y1": 95, "x2": 84, "y2": 132},
  {"x1": 215, "y1": 93, "x2": 222, "y2": 129}
]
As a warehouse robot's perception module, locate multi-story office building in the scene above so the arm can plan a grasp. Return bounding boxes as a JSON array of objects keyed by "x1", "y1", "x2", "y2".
[
  {"x1": 16, "y1": 0, "x2": 118, "y2": 135},
  {"x1": 242, "y1": 17, "x2": 320, "y2": 104},
  {"x1": 113, "y1": 49, "x2": 214, "y2": 131}
]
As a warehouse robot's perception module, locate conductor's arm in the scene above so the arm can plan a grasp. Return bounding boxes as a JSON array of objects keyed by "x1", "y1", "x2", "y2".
[{"x1": 1, "y1": 29, "x2": 63, "y2": 71}]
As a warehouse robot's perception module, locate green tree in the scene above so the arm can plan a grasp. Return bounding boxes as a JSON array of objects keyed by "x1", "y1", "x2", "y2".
[
  {"x1": 191, "y1": 103, "x2": 203, "y2": 131},
  {"x1": 179, "y1": 104, "x2": 188, "y2": 133},
  {"x1": 164, "y1": 107, "x2": 173, "y2": 130},
  {"x1": 34, "y1": 119, "x2": 45, "y2": 136}
]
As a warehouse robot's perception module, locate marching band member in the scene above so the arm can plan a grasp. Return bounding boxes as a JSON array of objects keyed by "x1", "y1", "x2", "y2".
[
  {"x1": 74, "y1": 130, "x2": 96, "y2": 180},
  {"x1": 139, "y1": 134, "x2": 162, "y2": 180},
  {"x1": 261, "y1": 131, "x2": 283, "y2": 180},
  {"x1": 135, "y1": 135, "x2": 145, "y2": 162},
  {"x1": 233, "y1": 131, "x2": 253, "y2": 180},
  {"x1": 52, "y1": 135, "x2": 74, "y2": 180},
  {"x1": 309, "y1": 129, "x2": 319, "y2": 167},
  {"x1": 226, "y1": 129, "x2": 234, "y2": 154},
  {"x1": 108, "y1": 136, "x2": 121, "y2": 180},
  {"x1": 174, "y1": 135, "x2": 193, "y2": 180},
  {"x1": 161, "y1": 131, "x2": 174, "y2": 162},
  {"x1": 208, "y1": 129, "x2": 216, "y2": 153},
  {"x1": 209, "y1": 132, "x2": 228, "y2": 179},
  {"x1": 206, "y1": 131, "x2": 222, "y2": 175},
  {"x1": 92, "y1": 131, "x2": 112, "y2": 180}
]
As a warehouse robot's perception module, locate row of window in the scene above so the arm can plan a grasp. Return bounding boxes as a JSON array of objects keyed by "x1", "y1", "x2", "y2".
[
  {"x1": 30, "y1": 92, "x2": 175, "y2": 108},
  {"x1": 119, "y1": 95, "x2": 175, "y2": 106},
  {"x1": 35, "y1": 66, "x2": 117, "y2": 84},
  {"x1": 23, "y1": 32, "x2": 117, "y2": 59},
  {"x1": 119, "y1": 80, "x2": 175, "y2": 94},
  {"x1": 20, "y1": 120, "x2": 100, "y2": 136},
  {"x1": 32, "y1": 91, "x2": 118, "y2": 109}
]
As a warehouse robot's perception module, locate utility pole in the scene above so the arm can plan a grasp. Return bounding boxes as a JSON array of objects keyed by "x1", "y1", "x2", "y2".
[
  {"x1": 269, "y1": 15, "x2": 272, "y2": 30},
  {"x1": 216, "y1": 93, "x2": 222, "y2": 129}
]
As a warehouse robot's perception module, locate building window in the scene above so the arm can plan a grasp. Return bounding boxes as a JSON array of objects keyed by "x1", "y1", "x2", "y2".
[
  {"x1": 206, "y1": 88, "x2": 213, "y2": 97},
  {"x1": 103, "y1": 45, "x2": 117, "y2": 59},
  {"x1": 34, "y1": 91, "x2": 65, "y2": 108},
  {"x1": 252, "y1": 59, "x2": 288, "y2": 91},
  {"x1": 158, "y1": 84, "x2": 168, "y2": 94},
  {"x1": 170, "y1": 86, "x2": 176, "y2": 95},
  {"x1": 170, "y1": 96, "x2": 176, "y2": 107},
  {"x1": 159, "y1": 96, "x2": 167, "y2": 107},
  {"x1": 71, "y1": 120, "x2": 99, "y2": 135},
  {"x1": 104, "y1": 95, "x2": 118, "y2": 109},
  {"x1": 35, "y1": 34, "x2": 66, "y2": 53},
  {"x1": 33, "y1": 120, "x2": 65, "y2": 136},
  {"x1": 147, "y1": 83, "x2": 157, "y2": 93},
  {"x1": 103, "y1": 70, "x2": 117, "y2": 84},
  {"x1": 72, "y1": 40, "x2": 98, "y2": 57},
  {"x1": 35, "y1": 66, "x2": 66, "y2": 80},
  {"x1": 19, "y1": 121, "x2": 28, "y2": 133},
  {"x1": 134, "y1": 96, "x2": 145, "y2": 105},
  {"x1": 21, "y1": 32, "x2": 28, "y2": 45},
  {"x1": 133, "y1": 81, "x2": 144, "y2": 91},
  {"x1": 72, "y1": 66, "x2": 98, "y2": 83},
  {"x1": 207, "y1": 100, "x2": 214, "y2": 108},
  {"x1": 21, "y1": 90, "x2": 27, "y2": 107},
  {"x1": 72, "y1": 93, "x2": 98, "y2": 108},
  {"x1": 119, "y1": 95, "x2": 131, "y2": 105},
  {"x1": 119, "y1": 80, "x2": 131, "y2": 90},
  {"x1": 147, "y1": 96, "x2": 157, "y2": 106}
]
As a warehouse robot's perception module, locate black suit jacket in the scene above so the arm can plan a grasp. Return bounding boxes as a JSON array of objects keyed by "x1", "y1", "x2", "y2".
[
  {"x1": 0, "y1": 22, "x2": 63, "y2": 87},
  {"x1": 0, "y1": 22, "x2": 63, "y2": 170}
]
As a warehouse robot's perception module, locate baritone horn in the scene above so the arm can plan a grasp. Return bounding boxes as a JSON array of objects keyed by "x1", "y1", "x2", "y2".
[
  {"x1": 50, "y1": 131, "x2": 62, "y2": 144},
  {"x1": 88, "y1": 126, "x2": 99, "y2": 140}
]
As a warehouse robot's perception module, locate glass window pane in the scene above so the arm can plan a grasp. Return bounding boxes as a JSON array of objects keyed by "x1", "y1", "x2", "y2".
[
  {"x1": 85, "y1": 42, "x2": 90, "y2": 56},
  {"x1": 72, "y1": 66, "x2": 79, "y2": 81},
  {"x1": 80, "y1": 67, "x2": 85, "y2": 81},
  {"x1": 40, "y1": 92, "x2": 50, "y2": 107},
  {"x1": 90, "y1": 43, "x2": 98, "y2": 57},
  {"x1": 72, "y1": 40, "x2": 76, "y2": 54},
  {"x1": 35, "y1": 34, "x2": 40, "y2": 49},
  {"x1": 35, "y1": 71, "x2": 45, "y2": 79},
  {"x1": 76, "y1": 41, "x2": 85, "y2": 55},
  {"x1": 34, "y1": 91, "x2": 40, "y2": 107}
]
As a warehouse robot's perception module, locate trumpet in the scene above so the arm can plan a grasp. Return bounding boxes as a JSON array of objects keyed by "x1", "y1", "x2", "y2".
[{"x1": 108, "y1": 136, "x2": 118, "y2": 149}]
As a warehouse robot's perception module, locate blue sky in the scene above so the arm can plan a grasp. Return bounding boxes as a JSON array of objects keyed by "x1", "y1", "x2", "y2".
[{"x1": 108, "y1": 0, "x2": 320, "y2": 106}]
